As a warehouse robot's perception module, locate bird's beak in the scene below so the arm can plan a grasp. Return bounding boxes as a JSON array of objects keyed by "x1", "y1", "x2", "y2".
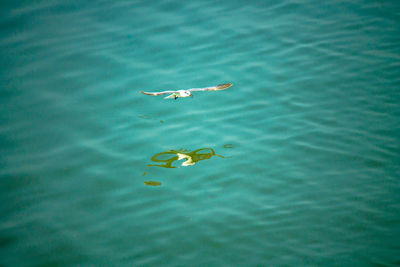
[{"x1": 190, "y1": 95, "x2": 193, "y2": 97}]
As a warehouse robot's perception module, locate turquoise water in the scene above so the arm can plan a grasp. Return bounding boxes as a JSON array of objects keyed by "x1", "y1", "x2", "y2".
[{"x1": 1, "y1": 0, "x2": 400, "y2": 266}]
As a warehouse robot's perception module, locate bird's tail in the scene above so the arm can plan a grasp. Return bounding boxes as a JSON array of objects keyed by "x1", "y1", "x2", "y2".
[{"x1": 164, "y1": 94, "x2": 176, "y2": 99}]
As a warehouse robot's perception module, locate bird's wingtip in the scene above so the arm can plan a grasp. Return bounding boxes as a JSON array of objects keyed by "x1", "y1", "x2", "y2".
[{"x1": 216, "y1": 83, "x2": 233, "y2": 90}]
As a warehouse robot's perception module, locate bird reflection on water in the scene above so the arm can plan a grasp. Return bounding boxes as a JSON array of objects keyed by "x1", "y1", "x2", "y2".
[{"x1": 147, "y1": 148, "x2": 226, "y2": 168}]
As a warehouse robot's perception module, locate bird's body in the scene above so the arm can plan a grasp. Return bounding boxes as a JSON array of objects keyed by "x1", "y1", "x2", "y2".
[
  {"x1": 139, "y1": 83, "x2": 232, "y2": 99},
  {"x1": 164, "y1": 90, "x2": 192, "y2": 99}
]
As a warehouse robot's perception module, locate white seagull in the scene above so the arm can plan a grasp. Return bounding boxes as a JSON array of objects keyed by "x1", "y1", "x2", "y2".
[{"x1": 139, "y1": 83, "x2": 232, "y2": 99}]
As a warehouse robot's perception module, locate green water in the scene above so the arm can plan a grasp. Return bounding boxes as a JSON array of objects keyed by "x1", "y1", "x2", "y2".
[{"x1": 1, "y1": 0, "x2": 399, "y2": 266}]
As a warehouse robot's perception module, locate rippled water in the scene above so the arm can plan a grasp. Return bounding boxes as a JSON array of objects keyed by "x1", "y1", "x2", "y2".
[{"x1": 1, "y1": 0, "x2": 400, "y2": 266}]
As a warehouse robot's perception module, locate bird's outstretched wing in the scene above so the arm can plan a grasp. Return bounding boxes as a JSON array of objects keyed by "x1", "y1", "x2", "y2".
[
  {"x1": 139, "y1": 90, "x2": 177, "y2": 96},
  {"x1": 187, "y1": 83, "x2": 232, "y2": 92}
]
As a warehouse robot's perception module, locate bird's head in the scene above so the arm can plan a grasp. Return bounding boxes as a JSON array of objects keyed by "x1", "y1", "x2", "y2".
[{"x1": 181, "y1": 90, "x2": 193, "y2": 98}]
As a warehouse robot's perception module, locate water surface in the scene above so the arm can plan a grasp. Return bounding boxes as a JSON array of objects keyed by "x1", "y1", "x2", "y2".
[{"x1": 1, "y1": 0, "x2": 400, "y2": 266}]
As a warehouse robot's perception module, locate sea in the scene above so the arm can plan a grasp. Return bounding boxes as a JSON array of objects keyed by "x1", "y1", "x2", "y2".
[{"x1": 1, "y1": 0, "x2": 399, "y2": 266}]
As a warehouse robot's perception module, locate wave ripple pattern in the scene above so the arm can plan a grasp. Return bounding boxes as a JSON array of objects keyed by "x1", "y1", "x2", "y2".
[{"x1": 1, "y1": 0, "x2": 399, "y2": 266}]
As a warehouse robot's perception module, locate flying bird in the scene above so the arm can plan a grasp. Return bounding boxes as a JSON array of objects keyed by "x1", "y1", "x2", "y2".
[{"x1": 139, "y1": 83, "x2": 232, "y2": 99}]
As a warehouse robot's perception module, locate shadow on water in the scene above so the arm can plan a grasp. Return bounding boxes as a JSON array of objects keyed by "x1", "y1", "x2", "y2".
[
  {"x1": 143, "y1": 147, "x2": 231, "y2": 186},
  {"x1": 147, "y1": 148, "x2": 227, "y2": 168},
  {"x1": 144, "y1": 181, "x2": 161, "y2": 186}
]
